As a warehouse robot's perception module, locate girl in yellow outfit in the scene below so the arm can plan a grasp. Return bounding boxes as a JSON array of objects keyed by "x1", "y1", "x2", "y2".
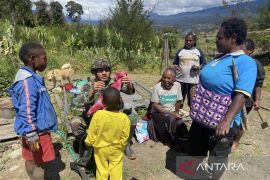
[{"x1": 85, "y1": 87, "x2": 130, "y2": 180}]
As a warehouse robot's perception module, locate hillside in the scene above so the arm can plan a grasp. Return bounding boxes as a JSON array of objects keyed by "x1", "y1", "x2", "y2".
[{"x1": 149, "y1": 0, "x2": 266, "y2": 33}]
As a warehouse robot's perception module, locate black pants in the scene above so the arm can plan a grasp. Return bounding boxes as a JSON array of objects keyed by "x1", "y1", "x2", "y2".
[
  {"x1": 127, "y1": 125, "x2": 136, "y2": 145},
  {"x1": 180, "y1": 82, "x2": 196, "y2": 108},
  {"x1": 187, "y1": 121, "x2": 238, "y2": 179},
  {"x1": 152, "y1": 112, "x2": 189, "y2": 148}
]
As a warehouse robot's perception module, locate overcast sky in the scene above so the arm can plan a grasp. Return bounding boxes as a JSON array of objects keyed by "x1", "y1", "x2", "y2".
[{"x1": 31, "y1": 0, "x2": 227, "y2": 20}]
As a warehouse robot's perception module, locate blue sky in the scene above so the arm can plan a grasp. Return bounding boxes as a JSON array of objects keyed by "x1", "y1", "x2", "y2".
[{"x1": 31, "y1": 0, "x2": 232, "y2": 20}]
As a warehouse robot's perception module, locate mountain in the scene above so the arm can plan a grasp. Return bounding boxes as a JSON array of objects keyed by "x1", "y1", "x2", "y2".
[
  {"x1": 149, "y1": 0, "x2": 266, "y2": 33},
  {"x1": 64, "y1": 16, "x2": 100, "y2": 25}
]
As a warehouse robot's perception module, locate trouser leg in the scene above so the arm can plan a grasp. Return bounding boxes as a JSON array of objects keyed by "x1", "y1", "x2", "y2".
[
  {"x1": 94, "y1": 148, "x2": 109, "y2": 180},
  {"x1": 180, "y1": 82, "x2": 188, "y2": 108},
  {"x1": 108, "y1": 146, "x2": 124, "y2": 180},
  {"x1": 187, "y1": 83, "x2": 196, "y2": 108},
  {"x1": 124, "y1": 125, "x2": 136, "y2": 160},
  {"x1": 208, "y1": 123, "x2": 238, "y2": 179}
]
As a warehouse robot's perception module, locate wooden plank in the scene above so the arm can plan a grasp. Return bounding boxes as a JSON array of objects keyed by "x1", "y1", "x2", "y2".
[
  {"x1": 0, "y1": 123, "x2": 17, "y2": 142},
  {"x1": 0, "y1": 118, "x2": 14, "y2": 126},
  {"x1": 0, "y1": 97, "x2": 16, "y2": 119},
  {"x1": 0, "y1": 97, "x2": 13, "y2": 108},
  {"x1": 121, "y1": 92, "x2": 149, "y2": 109},
  {"x1": 121, "y1": 92, "x2": 145, "y2": 101},
  {"x1": 0, "y1": 108, "x2": 16, "y2": 119}
]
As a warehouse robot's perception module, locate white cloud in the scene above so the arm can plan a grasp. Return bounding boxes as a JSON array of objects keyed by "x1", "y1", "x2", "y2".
[
  {"x1": 30, "y1": 0, "x2": 230, "y2": 20},
  {"x1": 146, "y1": 0, "x2": 223, "y2": 15}
]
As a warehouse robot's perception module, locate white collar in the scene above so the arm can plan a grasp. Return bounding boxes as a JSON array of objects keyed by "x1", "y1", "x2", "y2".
[
  {"x1": 228, "y1": 50, "x2": 245, "y2": 56},
  {"x1": 214, "y1": 50, "x2": 245, "y2": 61}
]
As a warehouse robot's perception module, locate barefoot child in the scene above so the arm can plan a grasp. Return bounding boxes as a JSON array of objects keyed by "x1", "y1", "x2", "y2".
[
  {"x1": 85, "y1": 87, "x2": 130, "y2": 180},
  {"x1": 9, "y1": 42, "x2": 58, "y2": 179}
]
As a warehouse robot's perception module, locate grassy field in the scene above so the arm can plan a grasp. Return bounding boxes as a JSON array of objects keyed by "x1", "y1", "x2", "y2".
[{"x1": 263, "y1": 66, "x2": 270, "y2": 92}]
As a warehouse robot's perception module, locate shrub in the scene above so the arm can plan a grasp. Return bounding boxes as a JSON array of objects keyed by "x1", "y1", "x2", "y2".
[{"x1": 0, "y1": 57, "x2": 17, "y2": 97}]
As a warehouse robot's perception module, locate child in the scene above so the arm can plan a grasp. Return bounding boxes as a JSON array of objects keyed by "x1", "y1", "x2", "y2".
[
  {"x1": 232, "y1": 39, "x2": 265, "y2": 150},
  {"x1": 173, "y1": 32, "x2": 206, "y2": 109},
  {"x1": 85, "y1": 87, "x2": 130, "y2": 180},
  {"x1": 8, "y1": 42, "x2": 58, "y2": 179}
]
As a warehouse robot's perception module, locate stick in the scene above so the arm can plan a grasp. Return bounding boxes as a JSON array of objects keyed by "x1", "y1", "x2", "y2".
[{"x1": 260, "y1": 106, "x2": 270, "y2": 112}]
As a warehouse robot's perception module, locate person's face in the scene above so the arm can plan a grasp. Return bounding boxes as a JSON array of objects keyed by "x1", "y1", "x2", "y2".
[
  {"x1": 161, "y1": 71, "x2": 175, "y2": 90},
  {"x1": 95, "y1": 68, "x2": 111, "y2": 82},
  {"x1": 33, "y1": 48, "x2": 47, "y2": 72},
  {"x1": 215, "y1": 27, "x2": 234, "y2": 54},
  {"x1": 185, "y1": 35, "x2": 195, "y2": 49}
]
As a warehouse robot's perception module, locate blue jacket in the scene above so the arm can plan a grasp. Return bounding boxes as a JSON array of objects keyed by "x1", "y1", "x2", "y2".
[{"x1": 8, "y1": 67, "x2": 58, "y2": 135}]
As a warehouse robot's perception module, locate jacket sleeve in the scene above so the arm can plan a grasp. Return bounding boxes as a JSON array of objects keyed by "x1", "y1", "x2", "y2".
[
  {"x1": 15, "y1": 78, "x2": 39, "y2": 134},
  {"x1": 198, "y1": 48, "x2": 207, "y2": 68},
  {"x1": 120, "y1": 115, "x2": 130, "y2": 146},
  {"x1": 85, "y1": 114, "x2": 98, "y2": 146},
  {"x1": 173, "y1": 49, "x2": 181, "y2": 65},
  {"x1": 255, "y1": 59, "x2": 265, "y2": 88}
]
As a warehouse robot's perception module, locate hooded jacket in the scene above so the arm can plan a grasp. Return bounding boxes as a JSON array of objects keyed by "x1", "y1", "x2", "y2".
[{"x1": 8, "y1": 66, "x2": 57, "y2": 136}]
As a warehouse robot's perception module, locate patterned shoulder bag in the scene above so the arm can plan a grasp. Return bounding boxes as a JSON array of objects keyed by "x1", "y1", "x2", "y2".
[{"x1": 189, "y1": 57, "x2": 237, "y2": 129}]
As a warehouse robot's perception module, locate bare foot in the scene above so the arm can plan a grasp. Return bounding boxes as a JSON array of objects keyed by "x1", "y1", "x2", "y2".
[{"x1": 232, "y1": 141, "x2": 239, "y2": 151}]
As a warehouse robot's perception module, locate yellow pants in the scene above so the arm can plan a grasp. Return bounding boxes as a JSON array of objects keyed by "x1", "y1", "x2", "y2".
[{"x1": 94, "y1": 145, "x2": 124, "y2": 180}]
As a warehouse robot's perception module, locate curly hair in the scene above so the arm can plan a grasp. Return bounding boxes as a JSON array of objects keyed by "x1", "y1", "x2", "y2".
[
  {"x1": 19, "y1": 42, "x2": 43, "y2": 64},
  {"x1": 221, "y1": 17, "x2": 247, "y2": 45},
  {"x1": 243, "y1": 39, "x2": 255, "y2": 51}
]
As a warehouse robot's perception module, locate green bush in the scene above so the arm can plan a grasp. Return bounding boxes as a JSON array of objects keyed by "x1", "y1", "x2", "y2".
[{"x1": 0, "y1": 57, "x2": 17, "y2": 97}]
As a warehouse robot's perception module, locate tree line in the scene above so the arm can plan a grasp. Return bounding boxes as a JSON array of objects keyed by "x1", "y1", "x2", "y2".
[
  {"x1": 0, "y1": 0, "x2": 269, "y2": 65},
  {"x1": 0, "y1": 0, "x2": 164, "y2": 70},
  {"x1": 0, "y1": 0, "x2": 84, "y2": 27}
]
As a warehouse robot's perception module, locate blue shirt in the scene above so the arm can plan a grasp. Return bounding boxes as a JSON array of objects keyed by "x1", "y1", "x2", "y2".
[{"x1": 200, "y1": 51, "x2": 257, "y2": 126}]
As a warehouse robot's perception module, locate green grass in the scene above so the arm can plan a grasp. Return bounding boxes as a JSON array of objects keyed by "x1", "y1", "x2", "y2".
[{"x1": 263, "y1": 66, "x2": 270, "y2": 92}]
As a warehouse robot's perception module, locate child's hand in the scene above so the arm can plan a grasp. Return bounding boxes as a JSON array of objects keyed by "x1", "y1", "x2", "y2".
[
  {"x1": 27, "y1": 140, "x2": 40, "y2": 151},
  {"x1": 25, "y1": 132, "x2": 39, "y2": 151}
]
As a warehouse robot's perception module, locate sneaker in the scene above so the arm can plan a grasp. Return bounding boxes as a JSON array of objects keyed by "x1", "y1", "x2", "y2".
[{"x1": 124, "y1": 144, "x2": 136, "y2": 160}]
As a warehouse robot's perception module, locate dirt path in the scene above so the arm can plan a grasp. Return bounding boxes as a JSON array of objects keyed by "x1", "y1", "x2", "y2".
[{"x1": 0, "y1": 74, "x2": 270, "y2": 180}]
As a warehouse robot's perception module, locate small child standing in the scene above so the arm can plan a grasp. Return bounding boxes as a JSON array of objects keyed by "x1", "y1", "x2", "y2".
[
  {"x1": 85, "y1": 87, "x2": 130, "y2": 180},
  {"x1": 9, "y1": 42, "x2": 58, "y2": 179}
]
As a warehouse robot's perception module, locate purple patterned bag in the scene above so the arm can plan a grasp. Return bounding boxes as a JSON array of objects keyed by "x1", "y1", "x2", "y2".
[{"x1": 190, "y1": 83, "x2": 232, "y2": 129}]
